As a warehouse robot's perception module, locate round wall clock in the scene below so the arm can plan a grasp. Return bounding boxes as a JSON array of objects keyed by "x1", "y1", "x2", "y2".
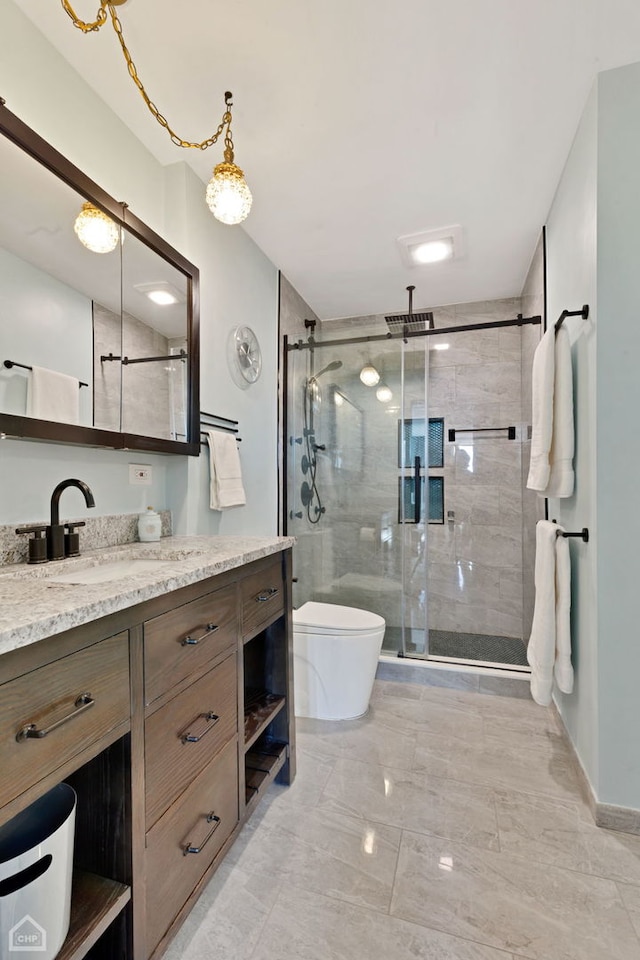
[{"x1": 230, "y1": 325, "x2": 262, "y2": 385}]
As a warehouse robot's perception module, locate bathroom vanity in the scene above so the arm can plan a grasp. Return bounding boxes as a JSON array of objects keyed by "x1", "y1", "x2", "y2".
[{"x1": 0, "y1": 536, "x2": 295, "y2": 959}]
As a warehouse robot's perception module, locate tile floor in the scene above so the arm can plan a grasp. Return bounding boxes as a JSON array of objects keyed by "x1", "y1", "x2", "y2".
[{"x1": 163, "y1": 679, "x2": 640, "y2": 960}]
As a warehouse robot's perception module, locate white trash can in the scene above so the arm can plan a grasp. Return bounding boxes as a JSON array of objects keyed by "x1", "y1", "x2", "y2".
[{"x1": 0, "y1": 783, "x2": 76, "y2": 960}]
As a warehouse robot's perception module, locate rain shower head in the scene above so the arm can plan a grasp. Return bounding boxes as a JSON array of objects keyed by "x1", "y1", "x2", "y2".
[
  {"x1": 385, "y1": 284, "x2": 434, "y2": 334},
  {"x1": 385, "y1": 311, "x2": 434, "y2": 333}
]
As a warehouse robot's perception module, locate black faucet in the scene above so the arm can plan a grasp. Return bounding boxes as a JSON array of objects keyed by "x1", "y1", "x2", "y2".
[{"x1": 47, "y1": 479, "x2": 96, "y2": 560}]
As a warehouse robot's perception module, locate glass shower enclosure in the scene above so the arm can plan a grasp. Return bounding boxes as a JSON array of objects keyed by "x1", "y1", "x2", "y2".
[{"x1": 284, "y1": 309, "x2": 540, "y2": 669}]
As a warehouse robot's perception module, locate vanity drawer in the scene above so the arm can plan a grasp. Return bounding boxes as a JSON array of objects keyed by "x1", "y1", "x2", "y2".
[
  {"x1": 145, "y1": 651, "x2": 237, "y2": 827},
  {"x1": 146, "y1": 734, "x2": 239, "y2": 954},
  {"x1": 144, "y1": 582, "x2": 238, "y2": 705},
  {"x1": 0, "y1": 632, "x2": 130, "y2": 810},
  {"x1": 240, "y1": 558, "x2": 285, "y2": 641}
]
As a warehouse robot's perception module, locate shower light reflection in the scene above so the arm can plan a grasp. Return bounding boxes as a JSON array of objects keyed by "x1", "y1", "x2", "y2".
[
  {"x1": 363, "y1": 828, "x2": 377, "y2": 855},
  {"x1": 383, "y1": 776, "x2": 393, "y2": 797},
  {"x1": 459, "y1": 443, "x2": 475, "y2": 474}
]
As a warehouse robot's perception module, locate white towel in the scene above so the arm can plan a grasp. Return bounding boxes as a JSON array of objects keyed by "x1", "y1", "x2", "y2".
[
  {"x1": 207, "y1": 429, "x2": 246, "y2": 510},
  {"x1": 527, "y1": 520, "x2": 574, "y2": 706},
  {"x1": 27, "y1": 366, "x2": 80, "y2": 425},
  {"x1": 527, "y1": 326, "x2": 574, "y2": 497}
]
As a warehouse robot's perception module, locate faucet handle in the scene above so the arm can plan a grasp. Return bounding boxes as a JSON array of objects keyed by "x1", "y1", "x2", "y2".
[
  {"x1": 15, "y1": 525, "x2": 48, "y2": 564},
  {"x1": 64, "y1": 521, "x2": 86, "y2": 558}
]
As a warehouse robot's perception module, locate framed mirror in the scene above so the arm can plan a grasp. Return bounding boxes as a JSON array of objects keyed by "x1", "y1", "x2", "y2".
[{"x1": 0, "y1": 99, "x2": 200, "y2": 455}]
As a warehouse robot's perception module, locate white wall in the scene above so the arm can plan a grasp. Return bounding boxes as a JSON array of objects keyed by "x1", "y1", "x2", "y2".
[
  {"x1": 548, "y1": 61, "x2": 640, "y2": 812},
  {"x1": 595, "y1": 61, "x2": 640, "y2": 809},
  {"x1": 0, "y1": 2, "x2": 279, "y2": 535},
  {"x1": 0, "y1": 247, "x2": 93, "y2": 422},
  {"x1": 546, "y1": 84, "x2": 599, "y2": 796}
]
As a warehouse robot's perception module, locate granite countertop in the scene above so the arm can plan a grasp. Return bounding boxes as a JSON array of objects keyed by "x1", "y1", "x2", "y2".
[{"x1": 0, "y1": 535, "x2": 295, "y2": 657}]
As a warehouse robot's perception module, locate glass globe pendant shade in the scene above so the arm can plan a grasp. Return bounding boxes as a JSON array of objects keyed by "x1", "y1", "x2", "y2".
[
  {"x1": 360, "y1": 364, "x2": 380, "y2": 386},
  {"x1": 376, "y1": 384, "x2": 393, "y2": 403},
  {"x1": 206, "y1": 161, "x2": 253, "y2": 225},
  {"x1": 74, "y1": 202, "x2": 120, "y2": 253}
]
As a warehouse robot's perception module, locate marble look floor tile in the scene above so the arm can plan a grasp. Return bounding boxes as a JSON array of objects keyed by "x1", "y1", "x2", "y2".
[
  {"x1": 495, "y1": 789, "x2": 640, "y2": 884},
  {"x1": 618, "y1": 883, "x2": 640, "y2": 939},
  {"x1": 295, "y1": 712, "x2": 417, "y2": 770},
  {"x1": 161, "y1": 861, "x2": 280, "y2": 960},
  {"x1": 371, "y1": 690, "x2": 483, "y2": 741},
  {"x1": 252, "y1": 883, "x2": 518, "y2": 960},
  {"x1": 318, "y1": 757, "x2": 500, "y2": 851},
  {"x1": 226, "y1": 800, "x2": 401, "y2": 912},
  {"x1": 413, "y1": 725, "x2": 582, "y2": 802},
  {"x1": 391, "y1": 830, "x2": 640, "y2": 960},
  {"x1": 373, "y1": 678, "x2": 423, "y2": 701},
  {"x1": 264, "y1": 745, "x2": 335, "y2": 808}
]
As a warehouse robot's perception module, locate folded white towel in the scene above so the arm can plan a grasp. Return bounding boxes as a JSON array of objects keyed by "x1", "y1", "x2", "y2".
[
  {"x1": 207, "y1": 429, "x2": 246, "y2": 510},
  {"x1": 527, "y1": 520, "x2": 574, "y2": 706},
  {"x1": 527, "y1": 326, "x2": 574, "y2": 497},
  {"x1": 27, "y1": 365, "x2": 80, "y2": 425}
]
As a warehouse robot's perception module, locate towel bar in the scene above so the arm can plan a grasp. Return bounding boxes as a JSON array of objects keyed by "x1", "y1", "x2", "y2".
[
  {"x1": 554, "y1": 304, "x2": 589, "y2": 334},
  {"x1": 3, "y1": 359, "x2": 88, "y2": 388},
  {"x1": 552, "y1": 520, "x2": 589, "y2": 542}
]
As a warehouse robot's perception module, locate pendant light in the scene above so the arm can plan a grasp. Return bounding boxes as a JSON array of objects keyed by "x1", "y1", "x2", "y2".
[
  {"x1": 60, "y1": 2, "x2": 252, "y2": 225},
  {"x1": 73, "y1": 202, "x2": 120, "y2": 254}
]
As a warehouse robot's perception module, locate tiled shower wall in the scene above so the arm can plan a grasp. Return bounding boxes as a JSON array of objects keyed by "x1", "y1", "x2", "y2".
[
  {"x1": 286, "y1": 293, "x2": 541, "y2": 649},
  {"x1": 425, "y1": 298, "x2": 527, "y2": 640},
  {"x1": 93, "y1": 303, "x2": 175, "y2": 439}
]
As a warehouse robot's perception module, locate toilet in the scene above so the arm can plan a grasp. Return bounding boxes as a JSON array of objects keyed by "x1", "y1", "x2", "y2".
[{"x1": 292, "y1": 601, "x2": 386, "y2": 720}]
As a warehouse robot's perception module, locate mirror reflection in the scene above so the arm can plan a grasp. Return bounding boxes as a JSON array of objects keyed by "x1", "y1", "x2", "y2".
[{"x1": 0, "y1": 123, "x2": 189, "y2": 443}]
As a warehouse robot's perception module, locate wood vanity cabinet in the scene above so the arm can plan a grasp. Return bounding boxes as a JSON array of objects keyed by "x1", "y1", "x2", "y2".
[{"x1": 0, "y1": 547, "x2": 294, "y2": 960}]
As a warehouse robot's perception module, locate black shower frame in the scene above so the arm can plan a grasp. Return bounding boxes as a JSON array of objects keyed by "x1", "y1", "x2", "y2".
[{"x1": 282, "y1": 311, "x2": 542, "y2": 536}]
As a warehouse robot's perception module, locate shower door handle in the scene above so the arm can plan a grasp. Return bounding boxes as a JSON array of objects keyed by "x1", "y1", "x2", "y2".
[{"x1": 414, "y1": 456, "x2": 421, "y2": 524}]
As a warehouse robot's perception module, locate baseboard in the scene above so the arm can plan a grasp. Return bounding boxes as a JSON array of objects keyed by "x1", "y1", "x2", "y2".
[{"x1": 550, "y1": 700, "x2": 640, "y2": 836}]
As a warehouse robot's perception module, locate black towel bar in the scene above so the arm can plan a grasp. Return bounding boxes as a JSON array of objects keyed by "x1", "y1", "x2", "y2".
[
  {"x1": 554, "y1": 304, "x2": 589, "y2": 334},
  {"x1": 552, "y1": 520, "x2": 589, "y2": 542},
  {"x1": 3, "y1": 359, "x2": 88, "y2": 388}
]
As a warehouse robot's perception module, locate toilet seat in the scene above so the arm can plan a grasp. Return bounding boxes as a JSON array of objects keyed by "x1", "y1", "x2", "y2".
[{"x1": 293, "y1": 601, "x2": 384, "y2": 636}]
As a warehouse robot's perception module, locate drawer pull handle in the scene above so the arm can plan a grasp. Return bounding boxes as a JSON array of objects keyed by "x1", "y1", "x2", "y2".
[
  {"x1": 255, "y1": 587, "x2": 279, "y2": 603},
  {"x1": 180, "y1": 623, "x2": 219, "y2": 646},
  {"x1": 183, "y1": 813, "x2": 221, "y2": 855},
  {"x1": 179, "y1": 711, "x2": 220, "y2": 744},
  {"x1": 16, "y1": 693, "x2": 95, "y2": 742}
]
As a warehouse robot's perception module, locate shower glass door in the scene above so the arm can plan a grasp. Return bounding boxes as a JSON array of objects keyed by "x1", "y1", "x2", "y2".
[{"x1": 285, "y1": 329, "x2": 429, "y2": 656}]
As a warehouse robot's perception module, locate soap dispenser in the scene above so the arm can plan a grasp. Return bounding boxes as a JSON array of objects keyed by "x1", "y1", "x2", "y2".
[{"x1": 138, "y1": 507, "x2": 162, "y2": 542}]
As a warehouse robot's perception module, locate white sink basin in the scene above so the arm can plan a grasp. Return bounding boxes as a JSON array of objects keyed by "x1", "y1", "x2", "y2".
[{"x1": 47, "y1": 558, "x2": 174, "y2": 585}]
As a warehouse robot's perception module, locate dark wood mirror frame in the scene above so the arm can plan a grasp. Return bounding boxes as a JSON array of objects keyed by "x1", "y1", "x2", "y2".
[{"x1": 0, "y1": 98, "x2": 200, "y2": 456}]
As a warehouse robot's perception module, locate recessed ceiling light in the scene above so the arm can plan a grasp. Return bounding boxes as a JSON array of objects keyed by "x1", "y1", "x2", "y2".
[
  {"x1": 397, "y1": 225, "x2": 463, "y2": 269},
  {"x1": 134, "y1": 281, "x2": 184, "y2": 306},
  {"x1": 146, "y1": 289, "x2": 179, "y2": 305},
  {"x1": 412, "y1": 239, "x2": 453, "y2": 264}
]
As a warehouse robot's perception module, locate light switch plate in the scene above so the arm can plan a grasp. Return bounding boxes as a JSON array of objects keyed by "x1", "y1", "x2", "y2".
[{"x1": 129, "y1": 464, "x2": 152, "y2": 485}]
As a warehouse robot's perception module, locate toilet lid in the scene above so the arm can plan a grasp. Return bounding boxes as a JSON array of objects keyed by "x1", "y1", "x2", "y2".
[{"x1": 293, "y1": 601, "x2": 385, "y2": 635}]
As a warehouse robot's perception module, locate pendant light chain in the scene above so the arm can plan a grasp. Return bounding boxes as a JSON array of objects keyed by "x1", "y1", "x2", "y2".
[{"x1": 59, "y1": 0, "x2": 236, "y2": 153}]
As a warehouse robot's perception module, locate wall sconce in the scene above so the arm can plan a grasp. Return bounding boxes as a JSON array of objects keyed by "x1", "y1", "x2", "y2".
[
  {"x1": 73, "y1": 202, "x2": 120, "y2": 253},
  {"x1": 61, "y1": 1, "x2": 252, "y2": 225}
]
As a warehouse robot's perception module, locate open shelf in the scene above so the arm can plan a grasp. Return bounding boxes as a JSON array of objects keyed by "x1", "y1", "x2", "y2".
[
  {"x1": 245, "y1": 738, "x2": 288, "y2": 812},
  {"x1": 244, "y1": 691, "x2": 286, "y2": 751},
  {"x1": 58, "y1": 870, "x2": 130, "y2": 960}
]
